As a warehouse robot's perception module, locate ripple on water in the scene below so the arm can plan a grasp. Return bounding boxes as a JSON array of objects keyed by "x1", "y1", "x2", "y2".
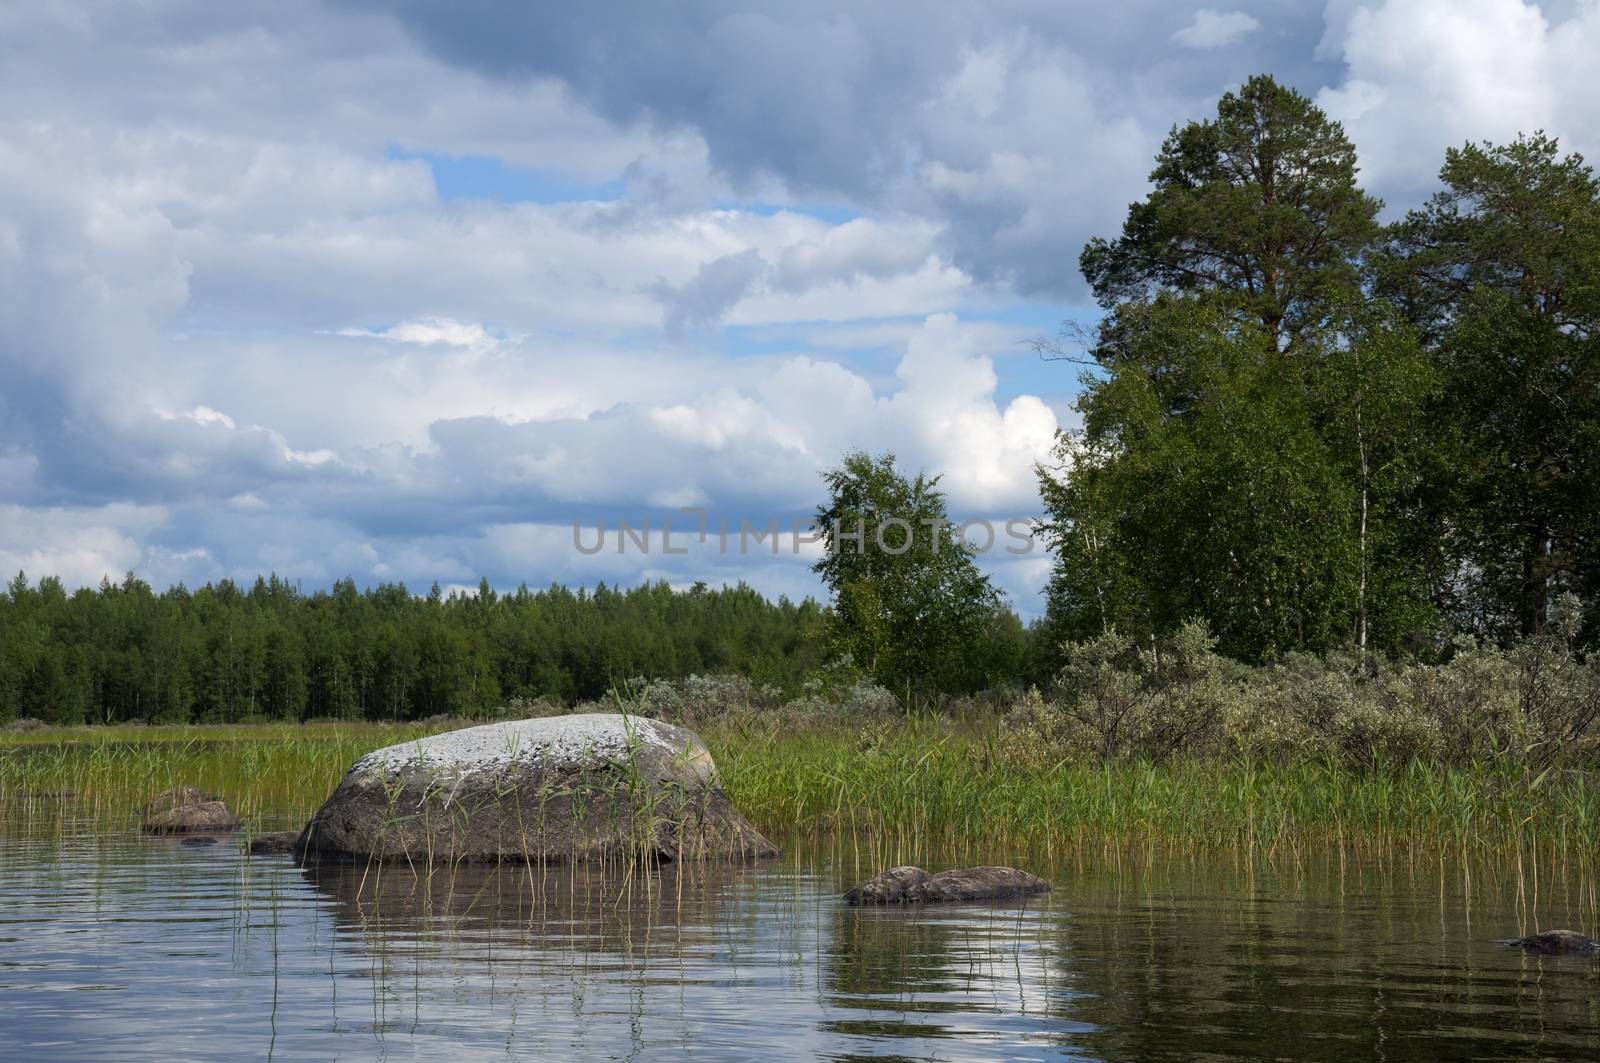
[{"x1": 1, "y1": 816, "x2": 1599, "y2": 1060}]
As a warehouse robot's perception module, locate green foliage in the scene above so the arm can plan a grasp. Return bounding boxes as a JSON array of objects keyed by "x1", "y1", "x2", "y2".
[
  {"x1": 812, "y1": 451, "x2": 1010, "y2": 695},
  {"x1": 1040, "y1": 304, "x2": 1440, "y2": 660},
  {"x1": 1048, "y1": 80, "x2": 1600, "y2": 664},
  {"x1": 1058, "y1": 117, "x2": 1600, "y2": 661},
  {"x1": 1380, "y1": 133, "x2": 1600, "y2": 639},
  {"x1": 0, "y1": 572, "x2": 825, "y2": 725},
  {"x1": 1081, "y1": 74, "x2": 1379, "y2": 352}
]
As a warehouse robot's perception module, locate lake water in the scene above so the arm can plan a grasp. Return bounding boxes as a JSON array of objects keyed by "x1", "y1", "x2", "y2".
[{"x1": 3, "y1": 807, "x2": 1599, "y2": 1060}]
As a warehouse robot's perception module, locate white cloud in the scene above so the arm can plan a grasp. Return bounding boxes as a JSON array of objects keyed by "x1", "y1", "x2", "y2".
[
  {"x1": 339, "y1": 318, "x2": 503, "y2": 353},
  {"x1": 1171, "y1": 9, "x2": 1263, "y2": 49},
  {"x1": 1317, "y1": 0, "x2": 1600, "y2": 200},
  {"x1": 0, "y1": 504, "x2": 169, "y2": 588},
  {"x1": 364, "y1": 313, "x2": 1057, "y2": 532},
  {"x1": 881, "y1": 313, "x2": 1059, "y2": 509}
]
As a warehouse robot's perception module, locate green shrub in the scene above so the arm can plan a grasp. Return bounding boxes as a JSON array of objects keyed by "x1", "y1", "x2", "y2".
[{"x1": 1004, "y1": 601, "x2": 1600, "y2": 771}]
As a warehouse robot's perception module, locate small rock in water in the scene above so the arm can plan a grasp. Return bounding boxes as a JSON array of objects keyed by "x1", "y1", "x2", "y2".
[
  {"x1": 1502, "y1": 929, "x2": 1600, "y2": 955},
  {"x1": 141, "y1": 786, "x2": 241, "y2": 834},
  {"x1": 179, "y1": 835, "x2": 219, "y2": 848},
  {"x1": 246, "y1": 831, "x2": 301, "y2": 856},
  {"x1": 844, "y1": 865, "x2": 1051, "y2": 905}
]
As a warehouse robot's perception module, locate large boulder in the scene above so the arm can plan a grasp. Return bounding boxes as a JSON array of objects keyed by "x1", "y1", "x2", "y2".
[
  {"x1": 141, "y1": 786, "x2": 241, "y2": 833},
  {"x1": 294, "y1": 713, "x2": 778, "y2": 864},
  {"x1": 844, "y1": 865, "x2": 1051, "y2": 905}
]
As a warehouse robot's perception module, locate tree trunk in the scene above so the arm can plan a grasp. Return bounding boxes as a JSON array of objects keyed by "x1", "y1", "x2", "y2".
[
  {"x1": 1522, "y1": 526, "x2": 1553, "y2": 636},
  {"x1": 1356, "y1": 400, "x2": 1369, "y2": 667}
]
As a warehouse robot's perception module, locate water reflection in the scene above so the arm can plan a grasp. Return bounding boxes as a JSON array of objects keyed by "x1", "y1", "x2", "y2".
[{"x1": 1, "y1": 811, "x2": 1598, "y2": 1061}]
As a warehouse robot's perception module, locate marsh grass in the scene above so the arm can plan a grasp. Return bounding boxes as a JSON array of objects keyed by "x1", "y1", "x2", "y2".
[
  {"x1": 0, "y1": 721, "x2": 448, "y2": 832},
  {"x1": 4, "y1": 717, "x2": 1597, "y2": 876},
  {"x1": 703, "y1": 715, "x2": 1600, "y2": 870}
]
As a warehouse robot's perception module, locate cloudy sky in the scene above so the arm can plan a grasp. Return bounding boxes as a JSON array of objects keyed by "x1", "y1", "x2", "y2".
[{"x1": 3, "y1": 1, "x2": 1599, "y2": 612}]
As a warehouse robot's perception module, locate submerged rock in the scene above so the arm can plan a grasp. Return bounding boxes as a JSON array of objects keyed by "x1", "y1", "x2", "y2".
[
  {"x1": 844, "y1": 865, "x2": 1051, "y2": 905},
  {"x1": 1503, "y1": 930, "x2": 1600, "y2": 955},
  {"x1": 245, "y1": 831, "x2": 301, "y2": 856},
  {"x1": 179, "y1": 835, "x2": 220, "y2": 848},
  {"x1": 141, "y1": 786, "x2": 241, "y2": 833},
  {"x1": 294, "y1": 713, "x2": 778, "y2": 865}
]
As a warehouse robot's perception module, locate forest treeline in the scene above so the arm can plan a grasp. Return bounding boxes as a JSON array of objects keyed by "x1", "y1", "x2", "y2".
[{"x1": 0, "y1": 574, "x2": 835, "y2": 725}]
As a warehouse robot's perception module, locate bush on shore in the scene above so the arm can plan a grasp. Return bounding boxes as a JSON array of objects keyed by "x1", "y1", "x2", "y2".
[
  {"x1": 1002, "y1": 594, "x2": 1600, "y2": 771},
  {"x1": 599, "y1": 667, "x2": 901, "y2": 731}
]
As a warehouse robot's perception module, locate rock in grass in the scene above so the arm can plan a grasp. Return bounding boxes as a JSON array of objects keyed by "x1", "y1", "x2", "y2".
[
  {"x1": 1502, "y1": 930, "x2": 1600, "y2": 955},
  {"x1": 844, "y1": 865, "x2": 1051, "y2": 905},
  {"x1": 141, "y1": 786, "x2": 241, "y2": 833},
  {"x1": 294, "y1": 713, "x2": 778, "y2": 865},
  {"x1": 245, "y1": 831, "x2": 302, "y2": 856}
]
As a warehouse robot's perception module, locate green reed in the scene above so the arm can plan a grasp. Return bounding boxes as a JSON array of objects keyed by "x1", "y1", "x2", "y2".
[
  {"x1": 703, "y1": 717, "x2": 1600, "y2": 866},
  {"x1": 0, "y1": 722, "x2": 447, "y2": 830},
  {"x1": 3, "y1": 718, "x2": 1597, "y2": 867}
]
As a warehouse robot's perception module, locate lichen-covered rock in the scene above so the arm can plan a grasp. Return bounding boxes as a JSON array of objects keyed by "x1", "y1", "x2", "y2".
[
  {"x1": 1503, "y1": 930, "x2": 1600, "y2": 955},
  {"x1": 844, "y1": 865, "x2": 1051, "y2": 905},
  {"x1": 145, "y1": 786, "x2": 213, "y2": 813},
  {"x1": 141, "y1": 786, "x2": 240, "y2": 833},
  {"x1": 843, "y1": 865, "x2": 934, "y2": 904},
  {"x1": 294, "y1": 713, "x2": 778, "y2": 864}
]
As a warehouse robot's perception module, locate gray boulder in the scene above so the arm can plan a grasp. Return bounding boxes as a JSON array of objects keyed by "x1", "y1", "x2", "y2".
[
  {"x1": 142, "y1": 786, "x2": 241, "y2": 833},
  {"x1": 294, "y1": 713, "x2": 778, "y2": 864},
  {"x1": 1503, "y1": 930, "x2": 1600, "y2": 955},
  {"x1": 845, "y1": 865, "x2": 1050, "y2": 905}
]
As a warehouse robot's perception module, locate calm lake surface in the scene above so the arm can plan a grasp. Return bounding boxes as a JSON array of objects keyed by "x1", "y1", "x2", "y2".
[{"x1": 3, "y1": 807, "x2": 1599, "y2": 1060}]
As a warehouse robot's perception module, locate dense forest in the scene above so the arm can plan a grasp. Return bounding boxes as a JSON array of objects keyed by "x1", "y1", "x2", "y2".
[
  {"x1": 4, "y1": 74, "x2": 1599, "y2": 725},
  {"x1": 0, "y1": 574, "x2": 832, "y2": 725}
]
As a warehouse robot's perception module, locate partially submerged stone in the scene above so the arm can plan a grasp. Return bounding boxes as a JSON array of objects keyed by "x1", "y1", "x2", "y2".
[
  {"x1": 141, "y1": 786, "x2": 240, "y2": 833},
  {"x1": 245, "y1": 831, "x2": 301, "y2": 856},
  {"x1": 1502, "y1": 930, "x2": 1600, "y2": 955},
  {"x1": 844, "y1": 865, "x2": 1051, "y2": 905},
  {"x1": 294, "y1": 713, "x2": 778, "y2": 864}
]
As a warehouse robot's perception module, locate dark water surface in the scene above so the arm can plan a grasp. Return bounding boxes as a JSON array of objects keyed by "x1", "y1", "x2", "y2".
[{"x1": 3, "y1": 811, "x2": 1599, "y2": 1060}]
